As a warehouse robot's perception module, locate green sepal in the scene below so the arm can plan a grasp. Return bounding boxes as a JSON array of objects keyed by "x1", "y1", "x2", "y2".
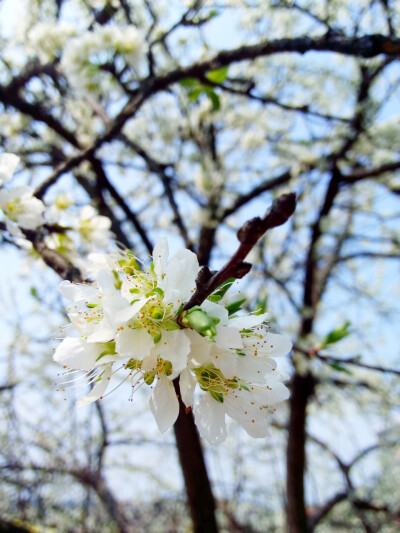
[
  {"x1": 254, "y1": 295, "x2": 268, "y2": 315},
  {"x1": 112, "y1": 270, "x2": 122, "y2": 290},
  {"x1": 210, "y1": 390, "x2": 224, "y2": 403},
  {"x1": 86, "y1": 302, "x2": 98, "y2": 309},
  {"x1": 95, "y1": 342, "x2": 116, "y2": 361},
  {"x1": 226, "y1": 298, "x2": 246, "y2": 316},
  {"x1": 163, "y1": 320, "x2": 181, "y2": 331},
  {"x1": 328, "y1": 362, "x2": 352, "y2": 375},
  {"x1": 213, "y1": 277, "x2": 235, "y2": 300}
]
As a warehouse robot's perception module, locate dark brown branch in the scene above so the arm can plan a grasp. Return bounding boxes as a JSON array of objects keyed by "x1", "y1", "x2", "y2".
[
  {"x1": 22, "y1": 229, "x2": 82, "y2": 283},
  {"x1": 184, "y1": 192, "x2": 296, "y2": 310},
  {"x1": 308, "y1": 491, "x2": 348, "y2": 530},
  {"x1": 317, "y1": 353, "x2": 400, "y2": 376},
  {"x1": 220, "y1": 170, "x2": 292, "y2": 221},
  {"x1": 34, "y1": 33, "x2": 400, "y2": 197},
  {"x1": 119, "y1": 134, "x2": 193, "y2": 250},
  {"x1": 341, "y1": 160, "x2": 400, "y2": 182}
]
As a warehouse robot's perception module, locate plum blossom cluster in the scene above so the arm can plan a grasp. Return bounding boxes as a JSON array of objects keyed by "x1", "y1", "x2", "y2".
[
  {"x1": 54, "y1": 238, "x2": 292, "y2": 444},
  {"x1": 61, "y1": 25, "x2": 144, "y2": 92},
  {"x1": 0, "y1": 153, "x2": 45, "y2": 237},
  {"x1": 0, "y1": 152, "x2": 112, "y2": 256}
]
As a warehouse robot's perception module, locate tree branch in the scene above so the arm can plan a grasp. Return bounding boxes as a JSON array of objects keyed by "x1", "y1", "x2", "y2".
[{"x1": 183, "y1": 192, "x2": 296, "y2": 309}]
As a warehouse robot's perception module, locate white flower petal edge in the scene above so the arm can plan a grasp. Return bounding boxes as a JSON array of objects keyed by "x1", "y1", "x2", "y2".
[
  {"x1": 116, "y1": 328, "x2": 155, "y2": 359},
  {"x1": 228, "y1": 312, "x2": 269, "y2": 330},
  {"x1": 149, "y1": 374, "x2": 179, "y2": 433},
  {"x1": 53, "y1": 337, "x2": 102, "y2": 371},
  {"x1": 194, "y1": 394, "x2": 227, "y2": 445},
  {"x1": 156, "y1": 329, "x2": 191, "y2": 379},
  {"x1": 180, "y1": 368, "x2": 197, "y2": 407},
  {"x1": 152, "y1": 236, "x2": 169, "y2": 284},
  {"x1": 77, "y1": 366, "x2": 113, "y2": 408}
]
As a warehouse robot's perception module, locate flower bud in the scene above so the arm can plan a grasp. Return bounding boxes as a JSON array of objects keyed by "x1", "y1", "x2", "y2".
[{"x1": 179, "y1": 306, "x2": 217, "y2": 340}]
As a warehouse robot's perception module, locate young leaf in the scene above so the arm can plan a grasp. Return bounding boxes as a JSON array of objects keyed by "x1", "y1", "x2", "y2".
[
  {"x1": 321, "y1": 321, "x2": 351, "y2": 348},
  {"x1": 206, "y1": 66, "x2": 229, "y2": 84}
]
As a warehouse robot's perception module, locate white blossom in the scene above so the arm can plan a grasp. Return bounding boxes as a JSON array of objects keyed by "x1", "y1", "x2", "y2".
[
  {"x1": 0, "y1": 185, "x2": 45, "y2": 234},
  {"x1": 0, "y1": 153, "x2": 20, "y2": 186},
  {"x1": 53, "y1": 237, "x2": 291, "y2": 441}
]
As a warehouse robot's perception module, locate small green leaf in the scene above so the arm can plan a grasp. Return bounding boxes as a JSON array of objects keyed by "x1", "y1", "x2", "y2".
[
  {"x1": 205, "y1": 87, "x2": 220, "y2": 110},
  {"x1": 322, "y1": 321, "x2": 351, "y2": 348},
  {"x1": 30, "y1": 287, "x2": 39, "y2": 299},
  {"x1": 328, "y1": 362, "x2": 352, "y2": 375},
  {"x1": 209, "y1": 294, "x2": 222, "y2": 303},
  {"x1": 188, "y1": 87, "x2": 204, "y2": 103},
  {"x1": 206, "y1": 66, "x2": 229, "y2": 84},
  {"x1": 180, "y1": 78, "x2": 199, "y2": 88}
]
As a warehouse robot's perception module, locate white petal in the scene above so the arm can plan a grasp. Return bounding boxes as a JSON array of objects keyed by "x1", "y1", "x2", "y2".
[
  {"x1": 87, "y1": 327, "x2": 115, "y2": 343},
  {"x1": 236, "y1": 355, "x2": 277, "y2": 382},
  {"x1": 194, "y1": 394, "x2": 227, "y2": 444},
  {"x1": 215, "y1": 325, "x2": 243, "y2": 349},
  {"x1": 15, "y1": 197, "x2": 44, "y2": 229},
  {"x1": 261, "y1": 332, "x2": 292, "y2": 358},
  {"x1": 77, "y1": 366, "x2": 112, "y2": 407},
  {"x1": 149, "y1": 375, "x2": 179, "y2": 433},
  {"x1": 201, "y1": 300, "x2": 229, "y2": 325},
  {"x1": 6, "y1": 219, "x2": 23, "y2": 238},
  {"x1": 228, "y1": 312, "x2": 269, "y2": 330},
  {"x1": 262, "y1": 379, "x2": 290, "y2": 404},
  {"x1": 59, "y1": 280, "x2": 99, "y2": 302},
  {"x1": 163, "y1": 249, "x2": 198, "y2": 305},
  {"x1": 241, "y1": 418, "x2": 269, "y2": 438},
  {"x1": 95, "y1": 269, "x2": 116, "y2": 294},
  {"x1": 210, "y1": 347, "x2": 237, "y2": 379},
  {"x1": 53, "y1": 337, "x2": 101, "y2": 371},
  {"x1": 184, "y1": 329, "x2": 211, "y2": 367},
  {"x1": 152, "y1": 237, "x2": 169, "y2": 284},
  {"x1": 0, "y1": 153, "x2": 20, "y2": 184},
  {"x1": 142, "y1": 351, "x2": 157, "y2": 372},
  {"x1": 114, "y1": 297, "x2": 148, "y2": 325},
  {"x1": 158, "y1": 330, "x2": 190, "y2": 378},
  {"x1": 179, "y1": 368, "x2": 196, "y2": 407},
  {"x1": 68, "y1": 312, "x2": 98, "y2": 337},
  {"x1": 116, "y1": 328, "x2": 154, "y2": 359}
]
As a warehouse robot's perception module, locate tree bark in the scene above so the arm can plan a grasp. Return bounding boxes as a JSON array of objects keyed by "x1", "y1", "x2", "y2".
[
  {"x1": 173, "y1": 379, "x2": 218, "y2": 533},
  {"x1": 286, "y1": 372, "x2": 316, "y2": 533}
]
